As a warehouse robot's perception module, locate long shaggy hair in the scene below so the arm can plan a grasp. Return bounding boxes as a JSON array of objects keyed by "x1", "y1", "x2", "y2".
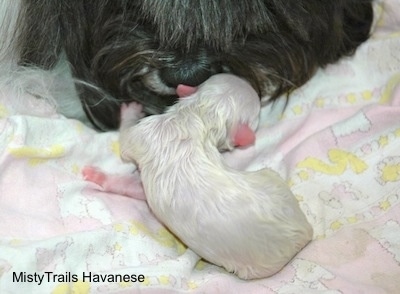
[{"x1": 4, "y1": 0, "x2": 373, "y2": 130}]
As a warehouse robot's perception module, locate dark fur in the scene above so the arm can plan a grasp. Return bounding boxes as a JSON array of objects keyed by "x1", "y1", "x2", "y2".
[{"x1": 17, "y1": 0, "x2": 373, "y2": 130}]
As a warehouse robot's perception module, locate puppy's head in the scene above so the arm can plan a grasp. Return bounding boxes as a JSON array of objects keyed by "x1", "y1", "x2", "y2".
[
  {"x1": 175, "y1": 74, "x2": 260, "y2": 150},
  {"x1": 120, "y1": 74, "x2": 260, "y2": 164}
]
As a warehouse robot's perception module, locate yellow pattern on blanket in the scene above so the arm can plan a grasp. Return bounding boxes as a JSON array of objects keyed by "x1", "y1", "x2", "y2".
[
  {"x1": 297, "y1": 149, "x2": 368, "y2": 175},
  {"x1": 8, "y1": 144, "x2": 65, "y2": 166}
]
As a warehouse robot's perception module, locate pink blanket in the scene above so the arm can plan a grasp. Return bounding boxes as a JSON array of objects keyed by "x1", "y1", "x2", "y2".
[{"x1": 1, "y1": 0, "x2": 399, "y2": 292}]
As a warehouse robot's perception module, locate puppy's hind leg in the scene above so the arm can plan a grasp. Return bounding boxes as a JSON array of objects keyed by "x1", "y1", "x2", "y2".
[{"x1": 82, "y1": 166, "x2": 146, "y2": 200}]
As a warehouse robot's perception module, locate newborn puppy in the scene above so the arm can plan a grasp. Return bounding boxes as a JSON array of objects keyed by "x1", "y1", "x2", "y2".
[{"x1": 117, "y1": 73, "x2": 313, "y2": 279}]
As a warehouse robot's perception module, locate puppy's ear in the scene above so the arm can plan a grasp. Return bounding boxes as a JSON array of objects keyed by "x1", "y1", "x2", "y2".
[
  {"x1": 176, "y1": 84, "x2": 198, "y2": 98},
  {"x1": 232, "y1": 123, "x2": 256, "y2": 147}
]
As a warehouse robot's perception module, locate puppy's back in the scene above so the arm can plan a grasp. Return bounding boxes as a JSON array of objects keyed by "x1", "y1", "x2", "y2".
[{"x1": 157, "y1": 163, "x2": 313, "y2": 279}]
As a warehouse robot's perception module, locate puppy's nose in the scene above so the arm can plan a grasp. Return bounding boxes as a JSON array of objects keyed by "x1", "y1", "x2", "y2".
[{"x1": 160, "y1": 59, "x2": 219, "y2": 87}]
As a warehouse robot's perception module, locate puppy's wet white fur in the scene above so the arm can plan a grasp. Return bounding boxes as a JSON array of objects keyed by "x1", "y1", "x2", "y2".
[{"x1": 120, "y1": 74, "x2": 313, "y2": 279}]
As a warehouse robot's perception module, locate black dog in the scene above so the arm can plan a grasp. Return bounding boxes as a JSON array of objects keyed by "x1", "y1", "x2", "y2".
[{"x1": 16, "y1": 0, "x2": 373, "y2": 130}]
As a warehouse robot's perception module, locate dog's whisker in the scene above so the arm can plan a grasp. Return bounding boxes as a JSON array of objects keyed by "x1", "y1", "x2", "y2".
[
  {"x1": 110, "y1": 50, "x2": 156, "y2": 72},
  {"x1": 142, "y1": 70, "x2": 176, "y2": 95}
]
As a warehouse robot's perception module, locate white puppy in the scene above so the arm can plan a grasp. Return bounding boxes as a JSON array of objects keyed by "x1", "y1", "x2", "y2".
[
  {"x1": 117, "y1": 74, "x2": 313, "y2": 279},
  {"x1": 92, "y1": 74, "x2": 313, "y2": 279}
]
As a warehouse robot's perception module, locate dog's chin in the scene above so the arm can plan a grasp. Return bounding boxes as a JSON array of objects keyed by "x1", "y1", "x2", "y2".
[
  {"x1": 85, "y1": 42, "x2": 270, "y2": 130},
  {"x1": 125, "y1": 79, "x2": 178, "y2": 115},
  {"x1": 114, "y1": 65, "x2": 263, "y2": 115}
]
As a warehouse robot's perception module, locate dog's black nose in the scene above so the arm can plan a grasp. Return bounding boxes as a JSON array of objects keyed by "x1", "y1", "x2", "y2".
[{"x1": 160, "y1": 58, "x2": 220, "y2": 87}]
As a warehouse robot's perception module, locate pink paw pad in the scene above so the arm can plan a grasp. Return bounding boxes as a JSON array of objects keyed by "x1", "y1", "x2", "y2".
[
  {"x1": 120, "y1": 102, "x2": 145, "y2": 121},
  {"x1": 82, "y1": 166, "x2": 106, "y2": 187}
]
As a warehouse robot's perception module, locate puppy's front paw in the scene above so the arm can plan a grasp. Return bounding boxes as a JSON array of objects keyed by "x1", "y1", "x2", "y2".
[{"x1": 120, "y1": 102, "x2": 145, "y2": 122}]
